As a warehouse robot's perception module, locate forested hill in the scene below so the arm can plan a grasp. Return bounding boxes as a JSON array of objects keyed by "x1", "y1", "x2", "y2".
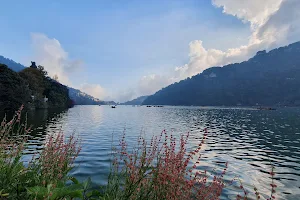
[
  {"x1": 121, "y1": 96, "x2": 149, "y2": 105},
  {"x1": 143, "y1": 41, "x2": 300, "y2": 106},
  {"x1": 0, "y1": 64, "x2": 71, "y2": 111},
  {"x1": 69, "y1": 87, "x2": 116, "y2": 105},
  {"x1": 0, "y1": 55, "x2": 25, "y2": 72},
  {"x1": 0, "y1": 56, "x2": 114, "y2": 106}
]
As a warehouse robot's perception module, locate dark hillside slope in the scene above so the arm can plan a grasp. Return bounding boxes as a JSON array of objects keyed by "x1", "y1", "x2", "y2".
[{"x1": 143, "y1": 42, "x2": 300, "y2": 106}]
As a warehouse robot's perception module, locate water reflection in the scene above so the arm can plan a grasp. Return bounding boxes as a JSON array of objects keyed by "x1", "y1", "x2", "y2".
[{"x1": 4, "y1": 105, "x2": 300, "y2": 199}]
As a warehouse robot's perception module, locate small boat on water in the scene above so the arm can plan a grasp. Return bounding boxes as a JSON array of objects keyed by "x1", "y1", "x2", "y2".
[
  {"x1": 257, "y1": 107, "x2": 276, "y2": 110},
  {"x1": 111, "y1": 105, "x2": 116, "y2": 108}
]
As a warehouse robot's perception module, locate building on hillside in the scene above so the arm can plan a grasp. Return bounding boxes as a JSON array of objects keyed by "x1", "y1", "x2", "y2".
[
  {"x1": 44, "y1": 96, "x2": 48, "y2": 103},
  {"x1": 30, "y1": 61, "x2": 37, "y2": 69},
  {"x1": 209, "y1": 72, "x2": 217, "y2": 78}
]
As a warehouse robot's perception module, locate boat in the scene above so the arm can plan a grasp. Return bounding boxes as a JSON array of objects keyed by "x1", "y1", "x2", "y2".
[
  {"x1": 257, "y1": 107, "x2": 276, "y2": 110},
  {"x1": 111, "y1": 105, "x2": 116, "y2": 108}
]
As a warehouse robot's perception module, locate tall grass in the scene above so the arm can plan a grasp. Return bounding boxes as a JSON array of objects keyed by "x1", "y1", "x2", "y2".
[
  {"x1": 0, "y1": 107, "x2": 277, "y2": 200},
  {"x1": 0, "y1": 106, "x2": 81, "y2": 199},
  {"x1": 101, "y1": 129, "x2": 226, "y2": 199}
]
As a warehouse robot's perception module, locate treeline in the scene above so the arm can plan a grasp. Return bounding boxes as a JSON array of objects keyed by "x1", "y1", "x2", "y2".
[
  {"x1": 0, "y1": 64, "x2": 71, "y2": 112},
  {"x1": 68, "y1": 87, "x2": 112, "y2": 105},
  {"x1": 143, "y1": 41, "x2": 300, "y2": 106},
  {"x1": 121, "y1": 95, "x2": 149, "y2": 105},
  {"x1": 0, "y1": 55, "x2": 25, "y2": 72}
]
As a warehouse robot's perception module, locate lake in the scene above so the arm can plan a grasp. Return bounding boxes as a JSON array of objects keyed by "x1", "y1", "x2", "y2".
[{"x1": 15, "y1": 105, "x2": 300, "y2": 199}]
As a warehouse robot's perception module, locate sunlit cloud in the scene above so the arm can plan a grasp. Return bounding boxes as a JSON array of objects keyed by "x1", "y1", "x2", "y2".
[
  {"x1": 30, "y1": 33, "x2": 110, "y2": 100},
  {"x1": 79, "y1": 83, "x2": 108, "y2": 100},
  {"x1": 30, "y1": 33, "x2": 84, "y2": 86},
  {"x1": 133, "y1": 0, "x2": 300, "y2": 101}
]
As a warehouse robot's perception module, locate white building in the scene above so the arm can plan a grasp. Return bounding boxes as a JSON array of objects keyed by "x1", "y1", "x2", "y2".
[{"x1": 44, "y1": 96, "x2": 48, "y2": 102}]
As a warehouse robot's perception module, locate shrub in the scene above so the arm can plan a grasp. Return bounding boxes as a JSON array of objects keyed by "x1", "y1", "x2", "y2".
[
  {"x1": 0, "y1": 106, "x2": 82, "y2": 200},
  {"x1": 0, "y1": 107, "x2": 277, "y2": 200},
  {"x1": 0, "y1": 105, "x2": 32, "y2": 199},
  {"x1": 101, "y1": 129, "x2": 227, "y2": 200},
  {"x1": 101, "y1": 129, "x2": 277, "y2": 200}
]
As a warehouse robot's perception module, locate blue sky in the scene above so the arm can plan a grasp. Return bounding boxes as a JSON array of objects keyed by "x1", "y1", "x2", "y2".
[{"x1": 0, "y1": 0, "x2": 298, "y2": 102}]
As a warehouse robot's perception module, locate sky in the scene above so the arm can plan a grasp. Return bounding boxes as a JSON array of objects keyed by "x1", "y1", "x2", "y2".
[{"x1": 0, "y1": 0, "x2": 300, "y2": 102}]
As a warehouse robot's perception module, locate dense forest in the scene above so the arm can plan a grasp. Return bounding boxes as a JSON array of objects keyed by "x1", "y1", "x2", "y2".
[
  {"x1": 0, "y1": 55, "x2": 25, "y2": 72},
  {"x1": 0, "y1": 56, "x2": 115, "y2": 106},
  {"x1": 143, "y1": 41, "x2": 300, "y2": 106},
  {"x1": 0, "y1": 64, "x2": 71, "y2": 111},
  {"x1": 0, "y1": 64, "x2": 31, "y2": 111}
]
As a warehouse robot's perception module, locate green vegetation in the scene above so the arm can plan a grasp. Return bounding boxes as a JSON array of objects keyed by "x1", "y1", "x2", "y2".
[
  {"x1": 0, "y1": 55, "x2": 25, "y2": 72},
  {"x1": 0, "y1": 64, "x2": 71, "y2": 112},
  {"x1": 0, "y1": 64, "x2": 31, "y2": 111},
  {"x1": 0, "y1": 106, "x2": 81, "y2": 199},
  {"x1": 143, "y1": 41, "x2": 300, "y2": 106},
  {"x1": 0, "y1": 107, "x2": 277, "y2": 200},
  {"x1": 0, "y1": 56, "x2": 116, "y2": 107}
]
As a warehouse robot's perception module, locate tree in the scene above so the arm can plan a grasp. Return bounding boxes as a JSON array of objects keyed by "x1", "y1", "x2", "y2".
[
  {"x1": 0, "y1": 64, "x2": 31, "y2": 111},
  {"x1": 143, "y1": 41, "x2": 300, "y2": 106},
  {"x1": 19, "y1": 67, "x2": 46, "y2": 97},
  {"x1": 38, "y1": 65, "x2": 48, "y2": 76}
]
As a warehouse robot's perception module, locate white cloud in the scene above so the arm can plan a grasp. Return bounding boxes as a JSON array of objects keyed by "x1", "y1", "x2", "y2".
[
  {"x1": 79, "y1": 83, "x2": 107, "y2": 100},
  {"x1": 134, "y1": 0, "x2": 300, "y2": 100},
  {"x1": 112, "y1": 89, "x2": 136, "y2": 103},
  {"x1": 212, "y1": 0, "x2": 283, "y2": 29},
  {"x1": 29, "y1": 1, "x2": 300, "y2": 103},
  {"x1": 30, "y1": 33, "x2": 109, "y2": 100},
  {"x1": 256, "y1": 0, "x2": 300, "y2": 47},
  {"x1": 138, "y1": 74, "x2": 171, "y2": 95},
  {"x1": 30, "y1": 33, "x2": 83, "y2": 86}
]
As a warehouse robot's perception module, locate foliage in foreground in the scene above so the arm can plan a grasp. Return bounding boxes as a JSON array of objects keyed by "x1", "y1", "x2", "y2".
[
  {"x1": 0, "y1": 106, "x2": 81, "y2": 199},
  {"x1": 0, "y1": 107, "x2": 277, "y2": 199},
  {"x1": 102, "y1": 130, "x2": 225, "y2": 199},
  {"x1": 0, "y1": 64, "x2": 71, "y2": 112}
]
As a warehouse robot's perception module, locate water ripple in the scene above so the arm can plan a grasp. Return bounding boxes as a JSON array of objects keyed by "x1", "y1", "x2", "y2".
[{"x1": 22, "y1": 105, "x2": 300, "y2": 199}]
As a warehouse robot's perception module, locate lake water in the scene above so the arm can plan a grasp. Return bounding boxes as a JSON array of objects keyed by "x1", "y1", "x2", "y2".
[{"x1": 15, "y1": 105, "x2": 300, "y2": 199}]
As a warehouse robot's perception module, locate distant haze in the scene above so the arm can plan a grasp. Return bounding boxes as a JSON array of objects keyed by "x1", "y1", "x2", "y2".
[{"x1": 0, "y1": 0, "x2": 299, "y2": 102}]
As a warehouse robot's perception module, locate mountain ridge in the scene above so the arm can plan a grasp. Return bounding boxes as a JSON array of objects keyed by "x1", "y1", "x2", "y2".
[
  {"x1": 68, "y1": 87, "x2": 116, "y2": 105},
  {"x1": 143, "y1": 41, "x2": 300, "y2": 106},
  {"x1": 0, "y1": 56, "x2": 115, "y2": 105},
  {"x1": 0, "y1": 55, "x2": 26, "y2": 72},
  {"x1": 121, "y1": 95, "x2": 149, "y2": 105}
]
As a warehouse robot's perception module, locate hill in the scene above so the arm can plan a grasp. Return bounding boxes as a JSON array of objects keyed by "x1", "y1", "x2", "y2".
[
  {"x1": 68, "y1": 87, "x2": 116, "y2": 105},
  {"x1": 0, "y1": 64, "x2": 71, "y2": 111},
  {"x1": 0, "y1": 64, "x2": 31, "y2": 111},
  {"x1": 121, "y1": 96, "x2": 149, "y2": 105},
  {"x1": 143, "y1": 41, "x2": 300, "y2": 106},
  {"x1": 1, "y1": 55, "x2": 115, "y2": 105},
  {"x1": 0, "y1": 55, "x2": 25, "y2": 72}
]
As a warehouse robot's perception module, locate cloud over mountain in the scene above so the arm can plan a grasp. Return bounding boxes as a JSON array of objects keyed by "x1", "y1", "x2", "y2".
[
  {"x1": 79, "y1": 83, "x2": 107, "y2": 100},
  {"x1": 31, "y1": 33, "x2": 83, "y2": 86},
  {"x1": 135, "y1": 0, "x2": 300, "y2": 99},
  {"x1": 30, "y1": 33, "x2": 109, "y2": 100}
]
